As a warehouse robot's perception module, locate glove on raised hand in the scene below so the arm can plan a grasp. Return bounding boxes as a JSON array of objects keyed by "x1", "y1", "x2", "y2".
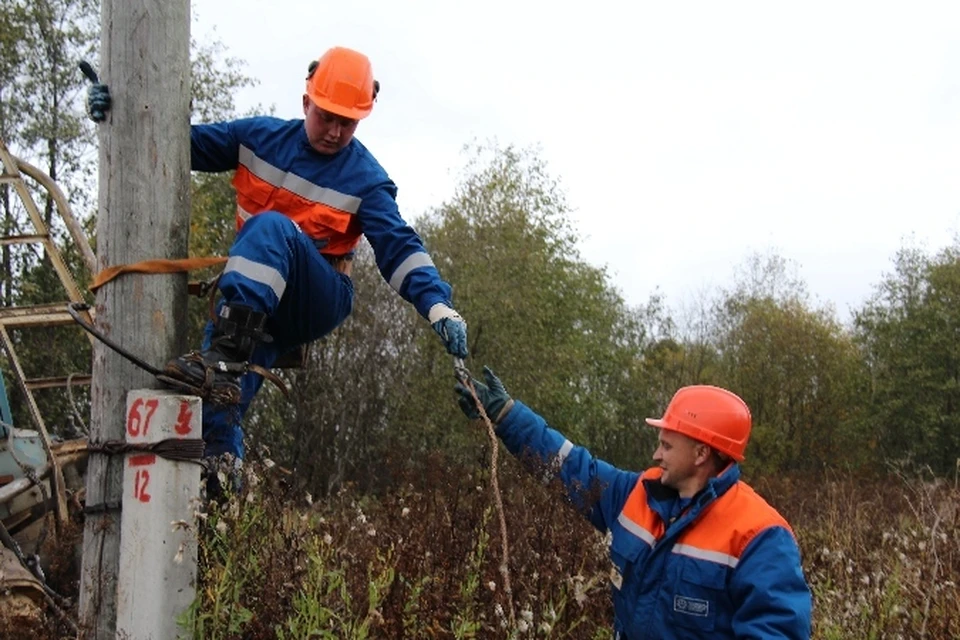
[
  {"x1": 87, "y1": 84, "x2": 111, "y2": 122},
  {"x1": 79, "y1": 61, "x2": 111, "y2": 123},
  {"x1": 455, "y1": 366, "x2": 514, "y2": 424},
  {"x1": 429, "y1": 304, "x2": 468, "y2": 358}
]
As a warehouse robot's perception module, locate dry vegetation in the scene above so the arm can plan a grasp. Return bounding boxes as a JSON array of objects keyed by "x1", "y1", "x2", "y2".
[{"x1": 7, "y1": 458, "x2": 960, "y2": 639}]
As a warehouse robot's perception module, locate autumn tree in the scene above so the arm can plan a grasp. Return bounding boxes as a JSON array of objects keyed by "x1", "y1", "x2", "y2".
[
  {"x1": 855, "y1": 241, "x2": 960, "y2": 474},
  {"x1": 0, "y1": 0, "x2": 98, "y2": 434},
  {"x1": 386, "y1": 144, "x2": 651, "y2": 473},
  {"x1": 711, "y1": 253, "x2": 866, "y2": 472}
]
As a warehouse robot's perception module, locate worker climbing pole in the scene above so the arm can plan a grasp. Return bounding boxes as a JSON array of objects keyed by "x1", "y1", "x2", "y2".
[
  {"x1": 77, "y1": 0, "x2": 192, "y2": 637},
  {"x1": 76, "y1": 32, "x2": 474, "y2": 636}
]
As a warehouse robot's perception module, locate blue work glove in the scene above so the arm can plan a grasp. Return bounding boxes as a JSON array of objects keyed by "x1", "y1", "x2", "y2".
[
  {"x1": 79, "y1": 61, "x2": 111, "y2": 123},
  {"x1": 429, "y1": 305, "x2": 468, "y2": 358},
  {"x1": 87, "y1": 84, "x2": 111, "y2": 122},
  {"x1": 455, "y1": 366, "x2": 514, "y2": 424}
]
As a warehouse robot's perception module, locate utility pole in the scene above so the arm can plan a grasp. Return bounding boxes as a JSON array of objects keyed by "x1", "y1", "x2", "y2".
[{"x1": 78, "y1": 1, "x2": 191, "y2": 637}]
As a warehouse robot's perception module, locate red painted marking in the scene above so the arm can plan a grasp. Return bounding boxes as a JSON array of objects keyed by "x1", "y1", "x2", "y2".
[
  {"x1": 126, "y1": 397, "x2": 159, "y2": 437},
  {"x1": 128, "y1": 454, "x2": 156, "y2": 467},
  {"x1": 133, "y1": 469, "x2": 151, "y2": 503},
  {"x1": 174, "y1": 401, "x2": 193, "y2": 435}
]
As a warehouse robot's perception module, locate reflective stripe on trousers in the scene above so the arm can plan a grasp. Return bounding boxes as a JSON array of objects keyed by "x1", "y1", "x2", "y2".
[{"x1": 202, "y1": 211, "x2": 355, "y2": 459}]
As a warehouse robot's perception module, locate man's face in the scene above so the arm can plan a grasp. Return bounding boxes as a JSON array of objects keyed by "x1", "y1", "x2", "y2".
[
  {"x1": 302, "y1": 96, "x2": 359, "y2": 154},
  {"x1": 652, "y1": 429, "x2": 705, "y2": 496}
]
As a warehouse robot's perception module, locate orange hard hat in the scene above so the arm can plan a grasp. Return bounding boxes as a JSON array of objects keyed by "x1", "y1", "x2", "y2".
[
  {"x1": 645, "y1": 385, "x2": 752, "y2": 461},
  {"x1": 305, "y1": 47, "x2": 377, "y2": 120}
]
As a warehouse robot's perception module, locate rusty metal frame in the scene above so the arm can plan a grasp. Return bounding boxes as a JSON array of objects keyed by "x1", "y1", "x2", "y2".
[{"x1": 0, "y1": 137, "x2": 99, "y2": 525}]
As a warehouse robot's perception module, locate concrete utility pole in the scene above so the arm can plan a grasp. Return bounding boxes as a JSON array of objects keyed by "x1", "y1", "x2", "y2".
[{"x1": 78, "y1": 1, "x2": 191, "y2": 637}]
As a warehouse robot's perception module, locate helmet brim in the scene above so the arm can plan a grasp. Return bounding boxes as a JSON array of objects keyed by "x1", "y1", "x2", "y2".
[
  {"x1": 308, "y1": 95, "x2": 373, "y2": 121},
  {"x1": 644, "y1": 417, "x2": 745, "y2": 461}
]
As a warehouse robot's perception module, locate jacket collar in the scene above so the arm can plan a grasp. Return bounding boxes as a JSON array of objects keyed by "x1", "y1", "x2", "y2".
[{"x1": 643, "y1": 463, "x2": 741, "y2": 525}]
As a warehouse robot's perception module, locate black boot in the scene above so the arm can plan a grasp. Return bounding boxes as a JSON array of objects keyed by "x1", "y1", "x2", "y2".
[{"x1": 160, "y1": 304, "x2": 270, "y2": 405}]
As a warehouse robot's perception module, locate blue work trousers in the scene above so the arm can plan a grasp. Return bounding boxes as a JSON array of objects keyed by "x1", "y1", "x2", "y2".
[{"x1": 202, "y1": 212, "x2": 354, "y2": 457}]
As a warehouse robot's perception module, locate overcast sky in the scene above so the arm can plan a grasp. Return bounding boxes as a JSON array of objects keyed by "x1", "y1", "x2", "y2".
[{"x1": 191, "y1": 1, "x2": 960, "y2": 323}]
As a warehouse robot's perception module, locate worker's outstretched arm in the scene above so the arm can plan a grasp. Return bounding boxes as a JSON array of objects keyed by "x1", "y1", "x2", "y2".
[
  {"x1": 359, "y1": 181, "x2": 467, "y2": 358},
  {"x1": 455, "y1": 367, "x2": 638, "y2": 532}
]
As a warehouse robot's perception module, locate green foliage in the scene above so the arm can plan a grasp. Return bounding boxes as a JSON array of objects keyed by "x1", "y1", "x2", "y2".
[
  {"x1": 274, "y1": 540, "x2": 396, "y2": 639},
  {"x1": 244, "y1": 142, "x2": 657, "y2": 494},
  {"x1": 1, "y1": 0, "x2": 98, "y2": 307},
  {"x1": 184, "y1": 494, "x2": 264, "y2": 638},
  {"x1": 451, "y1": 505, "x2": 491, "y2": 637},
  {"x1": 855, "y1": 241, "x2": 960, "y2": 473},
  {"x1": 243, "y1": 239, "x2": 418, "y2": 496},
  {"x1": 0, "y1": 0, "x2": 97, "y2": 434},
  {"x1": 190, "y1": 35, "x2": 260, "y2": 123},
  {"x1": 0, "y1": 4, "x2": 28, "y2": 130},
  {"x1": 0, "y1": 0, "x2": 258, "y2": 436},
  {"x1": 2, "y1": 0, "x2": 98, "y2": 193},
  {"x1": 6, "y1": 0, "x2": 956, "y2": 492},
  {"x1": 386, "y1": 142, "x2": 649, "y2": 472},
  {"x1": 712, "y1": 253, "x2": 867, "y2": 472},
  {"x1": 275, "y1": 535, "x2": 344, "y2": 639}
]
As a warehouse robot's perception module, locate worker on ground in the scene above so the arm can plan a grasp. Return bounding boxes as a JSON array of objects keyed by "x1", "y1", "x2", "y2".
[
  {"x1": 455, "y1": 368, "x2": 811, "y2": 639},
  {"x1": 87, "y1": 47, "x2": 468, "y2": 469}
]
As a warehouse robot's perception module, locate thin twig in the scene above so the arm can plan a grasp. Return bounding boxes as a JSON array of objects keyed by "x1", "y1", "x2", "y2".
[
  {"x1": 66, "y1": 371, "x2": 89, "y2": 435},
  {"x1": 461, "y1": 377, "x2": 516, "y2": 628}
]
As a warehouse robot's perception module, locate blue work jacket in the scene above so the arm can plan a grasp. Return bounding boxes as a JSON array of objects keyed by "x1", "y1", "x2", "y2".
[
  {"x1": 497, "y1": 401, "x2": 812, "y2": 639},
  {"x1": 190, "y1": 116, "x2": 453, "y2": 319}
]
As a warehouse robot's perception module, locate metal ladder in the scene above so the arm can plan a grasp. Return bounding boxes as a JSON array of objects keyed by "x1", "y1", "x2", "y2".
[{"x1": 0, "y1": 137, "x2": 97, "y2": 522}]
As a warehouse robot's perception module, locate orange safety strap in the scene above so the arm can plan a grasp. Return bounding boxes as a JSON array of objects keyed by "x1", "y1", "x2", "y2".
[{"x1": 90, "y1": 257, "x2": 228, "y2": 293}]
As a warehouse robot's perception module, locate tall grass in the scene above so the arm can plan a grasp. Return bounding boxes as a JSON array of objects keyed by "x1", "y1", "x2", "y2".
[
  {"x1": 11, "y1": 458, "x2": 960, "y2": 638},
  {"x1": 756, "y1": 463, "x2": 960, "y2": 639}
]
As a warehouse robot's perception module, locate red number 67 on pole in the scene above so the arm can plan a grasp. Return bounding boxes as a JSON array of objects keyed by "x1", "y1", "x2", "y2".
[{"x1": 127, "y1": 397, "x2": 159, "y2": 438}]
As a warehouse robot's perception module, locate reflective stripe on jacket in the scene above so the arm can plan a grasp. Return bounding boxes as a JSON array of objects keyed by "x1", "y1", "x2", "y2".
[
  {"x1": 190, "y1": 117, "x2": 453, "y2": 319},
  {"x1": 496, "y1": 401, "x2": 812, "y2": 640}
]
